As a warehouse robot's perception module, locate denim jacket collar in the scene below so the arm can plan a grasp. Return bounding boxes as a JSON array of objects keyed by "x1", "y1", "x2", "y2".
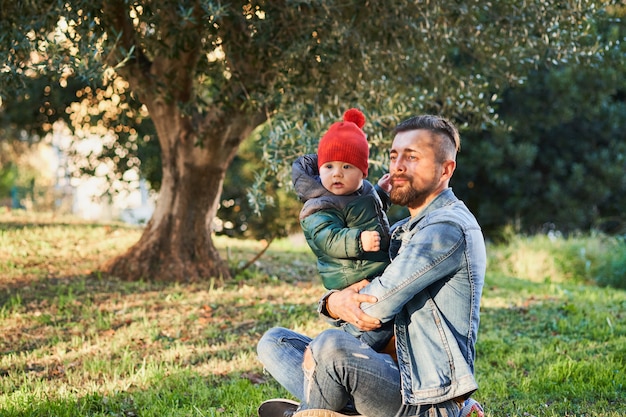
[{"x1": 406, "y1": 188, "x2": 457, "y2": 227}]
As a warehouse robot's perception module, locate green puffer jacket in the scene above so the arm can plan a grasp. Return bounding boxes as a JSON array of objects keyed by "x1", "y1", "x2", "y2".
[{"x1": 293, "y1": 154, "x2": 391, "y2": 290}]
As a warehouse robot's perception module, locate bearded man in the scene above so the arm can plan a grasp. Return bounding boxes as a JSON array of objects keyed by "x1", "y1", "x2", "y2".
[{"x1": 257, "y1": 115, "x2": 487, "y2": 417}]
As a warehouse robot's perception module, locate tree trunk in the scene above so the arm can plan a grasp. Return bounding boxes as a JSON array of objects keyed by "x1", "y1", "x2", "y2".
[
  {"x1": 98, "y1": 1, "x2": 272, "y2": 282},
  {"x1": 103, "y1": 100, "x2": 260, "y2": 282}
]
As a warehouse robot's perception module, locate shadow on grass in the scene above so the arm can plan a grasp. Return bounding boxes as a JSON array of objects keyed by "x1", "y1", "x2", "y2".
[{"x1": 0, "y1": 266, "x2": 319, "y2": 389}]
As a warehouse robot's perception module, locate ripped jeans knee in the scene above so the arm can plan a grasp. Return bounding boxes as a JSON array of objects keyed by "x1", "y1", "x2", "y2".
[{"x1": 302, "y1": 346, "x2": 316, "y2": 403}]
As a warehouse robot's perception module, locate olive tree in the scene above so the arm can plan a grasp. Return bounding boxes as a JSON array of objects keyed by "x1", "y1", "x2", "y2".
[{"x1": 0, "y1": 0, "x2": 614, "y2": 281}]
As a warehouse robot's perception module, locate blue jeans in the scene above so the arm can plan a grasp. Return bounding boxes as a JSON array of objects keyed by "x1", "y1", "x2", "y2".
[
  {"x1": 257, "y1": 327, "x2": 462, "y2": 417},
  {"x1": 347, "y1": 320, "x2": 395, "y2": 352}
]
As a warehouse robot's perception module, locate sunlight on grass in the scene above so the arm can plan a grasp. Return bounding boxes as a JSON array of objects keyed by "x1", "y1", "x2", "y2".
[
  {"x1": 487, "y1": 232, "x2": 626, "y2": 288},
  {"x1": 1, "y1": 211, "x2": 625, "y2": 416}
]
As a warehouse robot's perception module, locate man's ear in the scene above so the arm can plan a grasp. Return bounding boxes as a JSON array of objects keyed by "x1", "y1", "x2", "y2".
[{"x1": 441, "y1": 160, "x2": 456, "y2": 181}]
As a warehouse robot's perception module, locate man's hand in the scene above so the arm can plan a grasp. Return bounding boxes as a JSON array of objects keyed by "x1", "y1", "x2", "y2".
[
  {"x1": 327, "y1": 280, "x2": 380, "y2": 331},
  {"x1": 361, "y1": 230, "x2": 381, "y2": 252}
]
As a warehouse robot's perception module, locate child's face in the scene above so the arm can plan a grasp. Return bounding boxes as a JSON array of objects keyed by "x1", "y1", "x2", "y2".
[{"x1": 319, "y1": 161, "x2": 365, "y2": 196}]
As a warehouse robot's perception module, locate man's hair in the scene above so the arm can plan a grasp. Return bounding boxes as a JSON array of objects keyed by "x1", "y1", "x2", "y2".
[{"x1": 394, "y1": 115, "x2": 460, "y2": 162}]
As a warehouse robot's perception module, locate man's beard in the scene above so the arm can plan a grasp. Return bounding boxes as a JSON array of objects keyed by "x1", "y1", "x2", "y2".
[
  {"x1": 390, "y1": 175, "x2": 435, "y2": 208},
  {"x1": 390, "y1": 185, "x2": 422, "y2": 207}
]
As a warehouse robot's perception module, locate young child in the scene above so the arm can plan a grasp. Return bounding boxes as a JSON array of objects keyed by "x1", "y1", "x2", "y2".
[{"x1": 292, "y1": 108, "x2": 393, "y2": 351}]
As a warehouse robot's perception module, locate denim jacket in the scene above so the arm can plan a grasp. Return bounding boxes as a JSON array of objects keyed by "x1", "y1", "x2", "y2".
[{"x1": 320, "y1": 188, "x2": 487, "y2": 404}]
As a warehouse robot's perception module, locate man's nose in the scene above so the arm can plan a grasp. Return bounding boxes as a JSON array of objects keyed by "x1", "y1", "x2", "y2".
[{"x1": 391, "y1": 160, "x2": 404, "y2": 173}]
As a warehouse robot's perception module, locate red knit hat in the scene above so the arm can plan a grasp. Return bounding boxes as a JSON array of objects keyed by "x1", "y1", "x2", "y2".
[{"x1": 317, "y1": 108, "x2": 369, "y2": 176}]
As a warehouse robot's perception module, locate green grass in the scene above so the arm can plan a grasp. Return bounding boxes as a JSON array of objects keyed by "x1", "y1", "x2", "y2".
[{"x1": 1, "y1": 209, "x2": 624, "y2": 416}]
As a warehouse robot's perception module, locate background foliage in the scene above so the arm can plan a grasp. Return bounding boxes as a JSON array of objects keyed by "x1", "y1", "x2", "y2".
[
  {"x1": 456, "y1": 16, "x2": 626, "y2": 235},
  {"x1": 0, "y1": 2, "x2": 624, "y2": 241}
]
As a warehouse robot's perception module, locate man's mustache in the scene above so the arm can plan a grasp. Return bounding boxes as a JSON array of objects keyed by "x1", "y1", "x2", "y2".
[{"x1": 391, "y1": 174, "x2": 411, "y2": 182}]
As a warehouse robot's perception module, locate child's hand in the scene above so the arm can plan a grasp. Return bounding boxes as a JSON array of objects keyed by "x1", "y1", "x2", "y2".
[
  {"x1": 361, "y1": 230, "x2": 381, "y2": 252},
  {"x1": 378, "y1": 173, "x2": 392, "y2": 193}
]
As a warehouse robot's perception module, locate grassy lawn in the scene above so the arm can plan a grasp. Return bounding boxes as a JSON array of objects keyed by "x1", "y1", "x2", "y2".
[{"x1": 0, "y1": 210, "x2": 624, "y2": 416}]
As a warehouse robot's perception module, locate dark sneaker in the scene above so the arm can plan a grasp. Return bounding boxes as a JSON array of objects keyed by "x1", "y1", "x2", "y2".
[
  {"x1": 459, "y1": 398, "x2": 484, "y2": 417},
  {"x1": 258, "y1": 399, "x2": 299, "y2": 417}
]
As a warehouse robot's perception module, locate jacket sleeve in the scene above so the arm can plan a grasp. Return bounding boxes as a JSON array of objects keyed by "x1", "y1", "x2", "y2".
[
  {"x1": 358, "y1": 221, "x2": 466, "y2": 322},
  {"x1": 302, "y1": 209, "x2": 363, "y2": 259}
]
